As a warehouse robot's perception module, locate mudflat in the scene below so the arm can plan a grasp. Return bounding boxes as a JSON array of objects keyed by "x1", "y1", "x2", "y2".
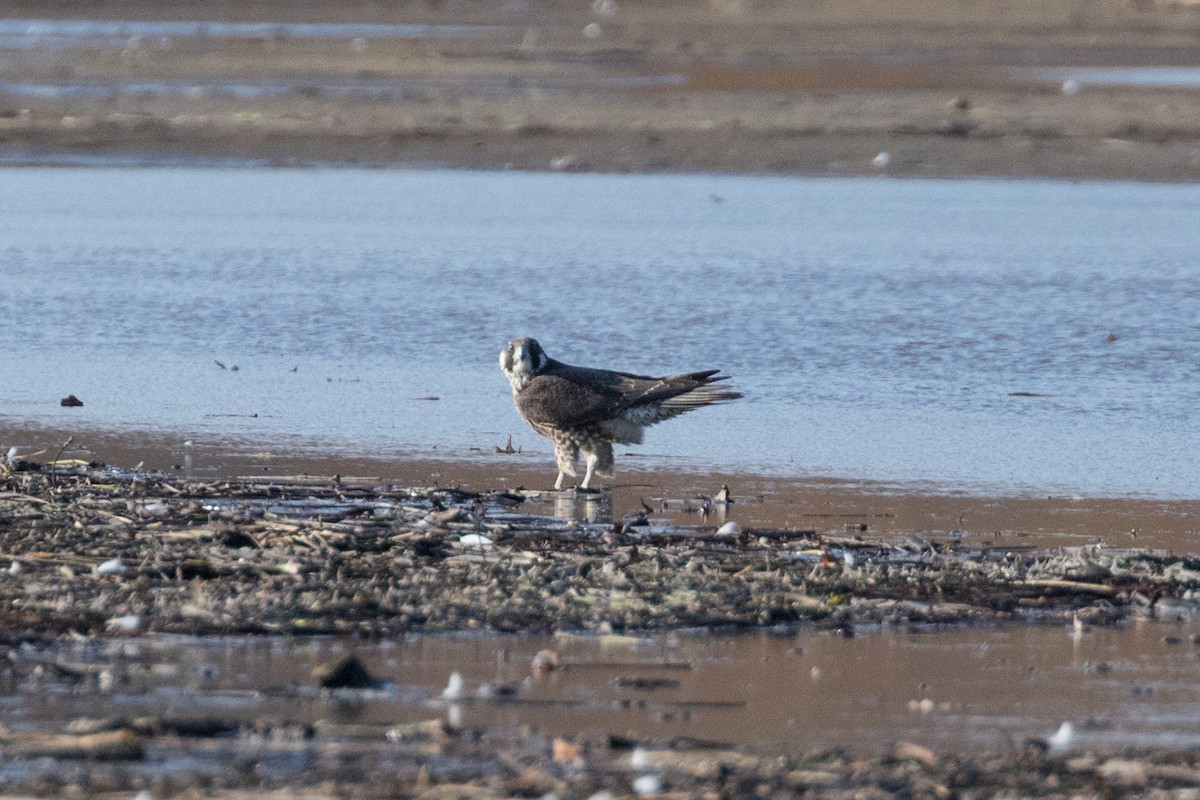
[
  {"x1": 3, "y1": 0, "x2": 1200, "y2": 179},
  {"x1": 3, "y1": 451, "x2": 1200, "y2": 797}
]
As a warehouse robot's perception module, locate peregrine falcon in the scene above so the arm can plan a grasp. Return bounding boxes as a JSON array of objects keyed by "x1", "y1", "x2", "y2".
[{"x1": 499, "y1": 337, "x2": 743, "y2": 490}]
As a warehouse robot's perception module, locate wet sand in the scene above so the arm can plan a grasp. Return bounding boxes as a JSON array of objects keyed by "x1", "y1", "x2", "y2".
[
  {"x1": 3, "y1": 431, "x2": 1198, "y2": 639},
  {"x1": 4, "y1": 626, "x2": 1200, "y2": 797},
  {"x1": 4, "y1": 422, "x2": 1198, "y2": 553},
  {"x1": 3, "y1": 0, "x2": 1200, "y2": 179}
]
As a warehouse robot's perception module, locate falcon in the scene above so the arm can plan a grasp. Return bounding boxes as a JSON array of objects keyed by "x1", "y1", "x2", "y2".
[{"x1": 499, "y1": 337, "x2": 743, "y2": 490}]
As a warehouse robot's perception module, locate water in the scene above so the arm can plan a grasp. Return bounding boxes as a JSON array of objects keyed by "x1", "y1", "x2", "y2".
[
  {"x1": 1, "y1": 168, "x2": 1199, "y2": 497},
  {"x1": 7, "y1": 622, "x2": 1200, "y2": 760},
  {"x1": 1017, "y1": 66, "x2": 1200, "y2": 89},
  {"x1": 0, "y1": 18, "x2": 513, "y2": 49},
  {"x1": 0, "y1": 73, "x2": 684, "y2": 102}
]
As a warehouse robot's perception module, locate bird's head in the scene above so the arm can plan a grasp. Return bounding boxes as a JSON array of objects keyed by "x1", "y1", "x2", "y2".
[{"x1": 499, "y1": 337, "x2": 547, "y2": 392}]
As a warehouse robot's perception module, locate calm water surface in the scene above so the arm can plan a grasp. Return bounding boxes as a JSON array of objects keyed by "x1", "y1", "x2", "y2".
[
  {"x1": 6, "y1": 623, "x2": 1199, "y2": 760},
  {"x1": 1, "y1": 168, "x2": 1198, "y2": 496},
  {"x1": 0, "y1": 18, "x2": 513, "y2": 48}
]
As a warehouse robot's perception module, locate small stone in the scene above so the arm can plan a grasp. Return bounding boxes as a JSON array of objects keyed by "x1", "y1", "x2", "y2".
[
  {"x1": 894, "y1": 741, "x2": 938, "y2": 766},
  {"x1": 552, "y1": 737, "x2": 581, "y2": 763},
  {"x1": 1048, "y1": 721, "x2": 1076, "y2": 751},
  {"x1": 314, "y1": 655, "x2": 384, "y2": 690},
  {"x1": 105, "y1": 614, "x2": 141, "y2": 633},
  {"x1": 632, "y1": 774, "x2": 662, "y2": 796},
  {"x1": 95, "y1": 558, "x2": 126, "y2": 575},
  {"x1": 532, "y1": 649, "x2": 560, "y2": 674},
  {"x1": 442, "y1": 671, "x2": 465, "y2": 700}
]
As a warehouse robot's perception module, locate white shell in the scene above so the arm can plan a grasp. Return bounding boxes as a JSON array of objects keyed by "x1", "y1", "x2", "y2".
[
  {"x1": 442, "y1": 671, "x2": 465, "y2": 700},
  {"x1": 96, "y1": 558, "x2": 127, "y2": 575},
  {"x1": 1048, "y1": 721, "x2": 1076, "y2": 750},
  {"x1": 105, "y1": 614, "x2": 141, "y2": 632},
  {"x1": 632, "y1": 774, "x2": 662, "y2": 796}
]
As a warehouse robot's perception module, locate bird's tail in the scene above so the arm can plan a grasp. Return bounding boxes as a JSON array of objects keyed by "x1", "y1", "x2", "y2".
[{"x1": 656, "y1": 371, "x2": 743, "y2": 412}]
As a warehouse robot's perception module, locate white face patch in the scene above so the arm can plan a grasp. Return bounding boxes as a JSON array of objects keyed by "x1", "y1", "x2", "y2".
[
  {"x1": 501, "y1": 339, "x2": 537, "y2": 393},
  {"x1": 501, "y1": 338, "x2": 549, "y2": 394}
]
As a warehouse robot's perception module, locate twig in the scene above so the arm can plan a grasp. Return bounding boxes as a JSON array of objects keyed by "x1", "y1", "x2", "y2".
[{"x1": 47, "y1": 436, "x2": 74, "y2": 488}]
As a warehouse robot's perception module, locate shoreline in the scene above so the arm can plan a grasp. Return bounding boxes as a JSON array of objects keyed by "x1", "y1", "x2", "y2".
[
  {"x1": 3, "y1": 455, "x2": 1198, "y2": 640},
  {"x1": 4, "y1": 421, "x2": 1199, "y2": 554},
  {"x1": 3, "y1": 2, "x2": 1200, "y2": 182},
  {"x1": 5, "y1": 99, "x2": 1200, "y2": 184}
]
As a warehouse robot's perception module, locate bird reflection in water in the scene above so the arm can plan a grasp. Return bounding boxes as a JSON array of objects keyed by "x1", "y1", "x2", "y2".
[
  {"x1": 552, "y1": 488, "x2": 612, "y2": 524},
  {"x1": 548, "y1": 484, "x2": 732, "y2": 528}
]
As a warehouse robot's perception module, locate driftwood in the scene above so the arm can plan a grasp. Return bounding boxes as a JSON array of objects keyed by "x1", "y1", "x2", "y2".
[{"x1": 0, "y1": 459, "x2": 1196, "y2": 639}]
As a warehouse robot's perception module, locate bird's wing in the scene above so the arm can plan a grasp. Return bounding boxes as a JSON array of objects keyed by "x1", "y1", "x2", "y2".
[
  {"x1": 622, "y1": 370, "x2": 742, "y2": 421},
  {"x1": 517, "y1": 361, "x2": 741, "y2": 431},
  {"x1": 515, "y1": 365, "x2": 630, "y2": 430}
]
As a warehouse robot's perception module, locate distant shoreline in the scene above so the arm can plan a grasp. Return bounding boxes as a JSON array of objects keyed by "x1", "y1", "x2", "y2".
[
  {"x1": 3, "y1": 128, "x2": 1200, "y2": 183},
  {"x1": 3, "y1": 1, "x2": 1200, "y2": 181}
]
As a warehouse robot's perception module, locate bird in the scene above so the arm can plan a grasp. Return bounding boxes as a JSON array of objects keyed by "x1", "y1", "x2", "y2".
[{"x1": 499, "y1": 337, "x2": 742, "y2": 490}]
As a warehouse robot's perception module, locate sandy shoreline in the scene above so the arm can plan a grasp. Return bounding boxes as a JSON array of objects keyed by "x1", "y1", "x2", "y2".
[
  {"x1": 3, "y1": 0, "x2": 1200, "y2": 180},
  {"x1": 4, "y1": 421, "x2": 1198, "y2": 554}
]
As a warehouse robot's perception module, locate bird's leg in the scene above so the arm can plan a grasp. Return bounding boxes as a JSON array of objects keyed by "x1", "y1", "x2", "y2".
[
  {"x1": 579, "y1": 443, "x2": 612, "y2": 490},
  {"x1": 580, "y1": 452, "x2": 598, "y2": 490},
  {"x1": 553, "y1": 441, "x2": 579, "y2": 491}
]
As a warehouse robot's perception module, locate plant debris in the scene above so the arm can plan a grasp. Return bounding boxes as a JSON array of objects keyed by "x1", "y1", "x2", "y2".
[
  {"x1": 2, "y1": 458, "x2": 1199, "y2": 797},
  {"x1": 1, "y1": 458, "x2": 1197, "y2": 641}
]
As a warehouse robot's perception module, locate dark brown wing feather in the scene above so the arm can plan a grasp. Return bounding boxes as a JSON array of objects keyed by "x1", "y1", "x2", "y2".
[
  {"x1": 515, "y1": 371, "x2": 625, "y2": 429},
  {"x1": 515, "y1": 359, "x2": 741, "y2": 431}
]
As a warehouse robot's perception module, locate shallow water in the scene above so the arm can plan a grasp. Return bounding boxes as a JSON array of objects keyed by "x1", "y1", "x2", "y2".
[
  {"x1": 0, "y1": 18, "x2": 513, "y2": 49},
  {"x1": 2, "y1": 168, "x2": 1199, "y2": 497},
  {"x1": 5, "y1": 622, "x2": 1199, "y2": 762},
  {"x1": 1017, "y1": 66, "x2": 1200, "y2": 90},
  {"x1": 0, "y1": 73, "x2": 683, "y2": 103}
]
